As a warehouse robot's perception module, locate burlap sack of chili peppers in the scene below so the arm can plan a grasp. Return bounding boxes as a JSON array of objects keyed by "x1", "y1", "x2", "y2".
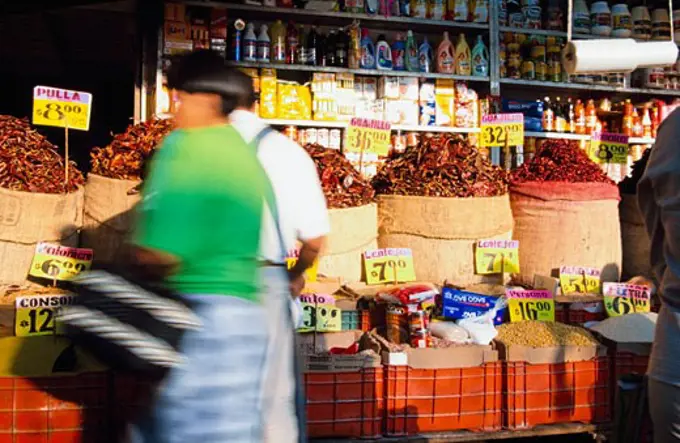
[
  {"x1": 618, "y1": 150, "x2": 652, "y2": 280},
  {"x1": 373, "y1": 135, "x2": 513, "y2": 286},
  {"x1": 510, "y1": 140, "x2": 622, "y2": 285},
  {"x1": 82, "y1": 119, "x2": 172, "y2": 263},
  {"x1": 304, "y1": 144, "x2": 377, "y2": 282},
  {"x1": 0, "y1": 116, "x2": 84, "y2": 285}
]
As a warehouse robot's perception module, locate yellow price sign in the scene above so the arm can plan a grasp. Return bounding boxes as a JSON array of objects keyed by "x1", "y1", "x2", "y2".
[
  {"x1": 29, "y1": 243, "x2": 93, "y2": 281},
  {"x1": 363, "y1": 248, "x2": 416, "y2": 285},
  {"x1": 285, "y1": 256, "x2": 318, "y2": 282},
  {"x1": 588, "y1": 132, "x2": 629, "y2": 165},
  {"x1": 559, "y1": 266, "x2": 601, "y2": 295},
  {"x1": 480, "y1": 113, "x2": 524, "y2": 148},
  {"x1": 506, "y1": 289, "x2": 555, "y2": 322},
  {"x1": 14, "y1": 294, "x2": 76, "y2": 337},
  {"x1": 298, "y1": 294, "x2": 341, "y2": 332},
  {"x1": 32, "y1": 86, "x2": 92, "y2": 131},
  {"x1": 475, "y1": 240, "x2": 520, "y2": 275},
  {"x1": 602, "y1": 282, "x2": 651, "y2": 317},
  {"x1": 344, "y1": 118, "x2": 391, "y2": 156}
]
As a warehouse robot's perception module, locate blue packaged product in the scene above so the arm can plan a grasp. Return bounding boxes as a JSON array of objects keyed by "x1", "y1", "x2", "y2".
[
  {"x1": 441, "y1": 287, "x2": 507, "y2": 325},
  {"x1": 502, "y1": 99, "x2": 544, "y2": 119},
  {"x1": 525, "y1": 116, "x2": 543, "y2": 132}
]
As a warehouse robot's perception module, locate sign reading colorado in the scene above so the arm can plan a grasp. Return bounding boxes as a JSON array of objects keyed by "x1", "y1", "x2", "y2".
[{"x1": 29, "y1": 243, "x2": 93, "y2": 281}]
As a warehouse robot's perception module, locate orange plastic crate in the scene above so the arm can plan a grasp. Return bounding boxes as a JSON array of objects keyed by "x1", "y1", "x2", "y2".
[
  {"x1": 305, "y1": 368, "x2": 384, "y2": 438},
  {"x1": 504, "y1": 358, "x2": 610, "y2": 430},
  {"x1": 385, "y1": 362, "x2": 502, "y2": 436},
  {"x1": 0, "y1": 373, "x2": 109, "y2": 443}
]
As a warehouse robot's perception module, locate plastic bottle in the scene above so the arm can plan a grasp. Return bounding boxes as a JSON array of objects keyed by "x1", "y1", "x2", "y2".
[
  {"x1": 286, "y1": 22, "x2": 299, "y2": 64},
  {"x1": 360, "y1": 29, "x2": 376, "y2": 69},
  {"x1": 348, "y1": 23, "x2": 361, "y2": 69},
  {"x1": 231, "y1": 19, "x2": 245, "y2": 61},
  {"x1": 365, "y1": 0, "x2": 379, "y2": 14},
  {"x1": 392, "y1": 33, "x2": 406, "y2": 71},
  {"x1": 585, "y1": 99, "x2": 597, "y2": 135},
  {"x1": 574, "y1": 99, "x2": 586, "y2": 134},
  {"x1": 642, "y1": 106, "x2": 652, "y2": 138},
  {"x1": 471, "y1": 35, "x2": 488, "y2": 77},
  {"x1": 257, "y1": 24, "x2": 271, "y2": 62},
  {"x1": 405, "y1": 30, "x2": 418, "y2": 72},
  {"x1": 325, "y1": 30, "x2": 337, "y2": 66},
  {"x1": 399, "y1": 0, "x2": 411, "y2": 16},
  {"x1": 376, "y1": 34, "x2": 393, "y2": 70},
  {"x1": 427, "y1": 0, "x2": 445, "y2": 20},
  {"x1": 270, "y1": 20, "x2": 286, "y2": 63},
  {"x1": 436, "y1": 32, "x2": 455, "y2": 73},
  {"x1": 297, "y1": 25, "x2": 308, "y2": 64},
  {"x1": 243, "y1": 22, "x2": 258, "y2": 62},
  {"x1": 418, "y1": 37, "x2": 434, "y2": 72},
  {"x1": 622, "y1": 99, "x2": 633, "y2": 136},
  {"x1": 336, "y1": 28, "x2": 348, "y2": 67},
  {"x1": 542, "y1": 97, "x2": 554, "y2": 131},
  {"x1": 317, "y1": 32, "x2": 327, "y2": 66},
  {"x1": 411, "y1": 0, "x2": 427, "y2": 17},
  {"x1": 453, "y1": 33, "x2": 470, "y2": 75},
  {"x1": 306, "y1": 27, "x2": 318, "y2": 65}
]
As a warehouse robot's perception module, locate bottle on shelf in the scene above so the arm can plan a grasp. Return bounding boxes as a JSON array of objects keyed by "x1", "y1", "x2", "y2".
[
  {"x1": 405, "y1": 30, "x2": 418, "y2": 72},
  {"x1": 376, "y1": 34, "x2": 393, "y2": 70},
  {"x1": 257, "y1": 24, "x2": 271, "y2": 63},
  {"x1": 270, "y1": 20, "x2": 286, "y2": 63},
  {"x1": 317, "y1": 32, "x2": 327, "y2": 66},
  {"x1": 307, "y1": 27, "x2": 318, "y2": 65},
  {"x1": 348, "y1": 23, "x2": 361, "y2": 69},
  {"x1": 419, "y1": 37, "x2": 434, "y2": 72},
  {"x1": 297, "y1": 25, "x2": 308, "y2": 65},
  {"x1": 642, "y1": 106, "x2": 652, "y2": 138},
  {"x1": 454, "y1": 33, "x2": 471, "y2": 76},
  {"x1": 622, "y1": 99, "x2": 634, "y2": 136},
  {"x1": 286, "y1": 21, "x2": 298, "y2": 64},
  {"x1": 365, "y1": 0, "x2": 379, "y2": 14},
  {"x1": 230, "y1": 19, "x2": 244, "y2": 61},
  {"x1": 325, "y1": 30, "x2": 338, "y2": 66},
  {"x1": 243, "y1": 22, "x2": 258, "y2": 62},
  {"x1": 542, "y1": 97, "x2": 554, "y2": 132},
  {"x1": 336, "y1": 27, "x2": 348, "y2": 68},
  {"x1": 574, "y1": 99, "x2": 586, "y2": 134},
  {"x1": 392, "y1": 33, "x2": 406, "y2": 71},
  {"x1": 567, "y1": 98, "x2": 575, "y2": 133},
  {"x1": 632, "y1": 107, "x2": 643, "y2": 137},
  {"x1": 437, "y1": 31, "x2": 455, "y2": 74},
  {"x1": 471, "y1": 35, "x2": 488, "y2": 77},
  {"x1": 360, "y1": 29, "x2": 376, "y2": 69},
  {"x1": 427, "y1": 0, "x2": 445, "y2": 20},
  {"x1": 585, "y1": 99, "x2": 597, "y2": 134},
  {"x1": 554, "y1": 97, "x2": 566, "y2": 133}
]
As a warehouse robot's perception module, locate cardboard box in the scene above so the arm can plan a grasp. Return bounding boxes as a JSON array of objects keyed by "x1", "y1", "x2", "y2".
[
  {"x1": 296, "y1": 330, "x2": 363, "y2": 355},
  {"x1": 399, "y1": 78, "x2": 419, "y2": 101},
  {"x1": 378, "y1": 77, "x2": 400, "y2": 99},
  {"x1": 362, "y1": 77, "x2": 378, "y2": 101},
  {"x1": 383, "y1": 345, "x2": 498, "y2": 369},
  {"x1": 304, "y1": 352, "x2": 382, "y2": 372},
  {"x1": 496, "y1": 342, "x2": 607, "y2": 364}
]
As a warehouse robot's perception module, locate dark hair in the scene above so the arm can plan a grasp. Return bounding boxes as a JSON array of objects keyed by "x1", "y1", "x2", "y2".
[{"x1": 166, "y1": 50, "x2": 252, "y2": 115}]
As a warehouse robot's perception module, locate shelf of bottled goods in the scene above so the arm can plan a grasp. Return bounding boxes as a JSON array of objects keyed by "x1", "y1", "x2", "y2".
[
  {"x1": 525, "y1": 131, "x2": 655, "y2": 144},
  {"x1": 264, "y1": 118, "x2": 481, "y2": 133}
]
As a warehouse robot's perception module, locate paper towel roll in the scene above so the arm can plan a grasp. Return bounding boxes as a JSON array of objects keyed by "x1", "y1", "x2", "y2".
[
  {"x1": 562, "y1": 39, "x2": 639, "y2": 74},
  {"x1": 633, "y1": 41, "x2": 679, "y2": 68}
]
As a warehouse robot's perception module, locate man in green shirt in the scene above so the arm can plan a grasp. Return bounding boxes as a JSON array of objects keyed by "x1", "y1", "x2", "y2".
[{"x1": 130, "y1": 51, "x2": 271, "y2": 443}]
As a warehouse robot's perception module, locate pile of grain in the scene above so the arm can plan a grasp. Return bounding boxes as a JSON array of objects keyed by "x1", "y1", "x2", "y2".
[
  {"x1": 589, "y1": 312, "x2": 658, "y2": 343},
  {"x1": 497, "y1": 321, "x2": 599, "y2": 347}
]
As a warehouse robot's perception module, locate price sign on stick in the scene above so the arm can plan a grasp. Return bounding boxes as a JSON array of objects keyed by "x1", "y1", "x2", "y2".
[
  {"x1": 603, "y1": 282, "x2": 651, "y2": 317},
  {"x1": 344, "y1": 118, "x2": 391, "y2": 157},
  {"x1": 480, "y1": 113, "x2": 524, "y2": 148},
  {"x1": 29, "y1": 243, "x2": 93, "y2": 282},
  {"x1": 506, "y1": 289, "x2": 555, "y2": 322},
  {"x1": 32, "y1": 86, "x2": 92, "y2": 131},
  {"x1": 15, "y1": 294, "x2": 76, "y2": 337},
  {"x1": 559, "y1": 266, "x2": 601, "y2": 295},
  {"x1": 588, "y1": 132, "x2": 629, "y2": 165},
  {"x1": 297, "y1": 294, "x2": 341, "y2": 332},
  {"x1": 363, "y1": 248, "x2": 416, "y2": 285},
  {"x1": 475, "y1": 240, "x2": 520, "y2": 275}
]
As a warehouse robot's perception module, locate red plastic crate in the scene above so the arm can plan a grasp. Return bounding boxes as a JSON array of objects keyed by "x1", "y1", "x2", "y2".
[
  {"x1": 385, "y1": 362, "x2": 502, "y2": 436},
  {"x1": 0, "y1": 373, "x2": 109, "y2": 443},
  {"x1": 612, "y1": 351, "x2": 649, "y2": 380},
  {"x1": 555, "y1": 306, "x2": 567, "y2": 323},
  {"x1": 567, "y1": 309, "x2": 606, "y2": 325},
  {"x1": 504, "y1": 357, "x2": 611, "y2": 430},
  {"x1": 305, "y1": 367, "x2": 384, "y2": 439}
]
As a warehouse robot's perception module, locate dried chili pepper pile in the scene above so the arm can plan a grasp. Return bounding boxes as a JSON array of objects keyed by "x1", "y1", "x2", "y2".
[
  {"x1": 304, "y1": 144, "x2": 375, "y2": 208},
  {"x1": 371, "y1": 134, "x2": 508, "y2": 197},
  {"x1": 619, "y1": 148, "x2": 651, "y2": 194},
  {"x1": 511, "y1": 139, "x2": 614, "y2": 184},
  {"x1": 90, "y1": 119, "x2": 173, "y2": 180},
  {"x1": 0, "y1": 115, "x2": 84, "y2": 193}
]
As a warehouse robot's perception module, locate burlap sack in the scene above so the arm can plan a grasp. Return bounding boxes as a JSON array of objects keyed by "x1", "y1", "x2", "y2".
[
  {"x1": 377, "y1": 194, "x2": 514, "y2": 286},
  {"x1": 620, "y1": 193, "x2": 652, "y2": 280},
  {"x1": 318, "y1": 204, "x2": 378, "y2": 283},
  {"x1": 0, "y1": 187, "x2": 84, "y2": 284},
  {"x1": 510, "y1": 182, "x2": 622, "y2": 285},
  {"x1": 81, "y1": 174, "x2": 141, "y2": 264}
]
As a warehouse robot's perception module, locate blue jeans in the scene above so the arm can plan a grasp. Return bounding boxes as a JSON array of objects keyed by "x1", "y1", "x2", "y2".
[{"x1": 130, "y1": 294, "x2": 268, "y2": 443}]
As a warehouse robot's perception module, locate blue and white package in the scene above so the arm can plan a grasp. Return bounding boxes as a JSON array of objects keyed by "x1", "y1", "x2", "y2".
[{"x1": 441, "y1": 287, "x2": 507, "y2": 325}]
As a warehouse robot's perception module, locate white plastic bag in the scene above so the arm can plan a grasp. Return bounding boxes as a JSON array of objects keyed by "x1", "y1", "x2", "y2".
[
  {"x1": 429, "y1": 321, "x2": 470, "y2": 344},
  {"x1": 457, "y1": 297, "x2": 508, "y2": 345}
]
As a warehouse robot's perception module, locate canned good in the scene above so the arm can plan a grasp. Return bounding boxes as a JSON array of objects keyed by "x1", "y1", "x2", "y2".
[
  {"x1": 305, "y1": 128, "x2": 318, "y2": 144},
  {"x1": 329, "y1": 129, "x2": 342, "y2": 150},
  {"x1": 317, "y1": 129, "x2": 330, "y2": 148},
  {"x1": 284, "y1": 126, "x2": 298, "y2": 141},
  {"x1": 409, "y1": 311, "x2": 429, "y2": 334},
  {"x1": 386, "y1": 305, "x2": 408, "y2": 344},
  {"x1": 410, "y1": 330, "x2": 432, "y2": 348}
]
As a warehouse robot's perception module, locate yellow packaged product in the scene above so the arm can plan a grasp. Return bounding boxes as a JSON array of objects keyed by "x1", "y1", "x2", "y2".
[
  {"x1": 259, "y1": 68, "x2": 277, "y2": 119},
  {"x1": 277, "y1": 81, "x2": 312, "y2": 120},
  {"x1": 435, "y1": 79, "x2": 455, "y2": 127}
]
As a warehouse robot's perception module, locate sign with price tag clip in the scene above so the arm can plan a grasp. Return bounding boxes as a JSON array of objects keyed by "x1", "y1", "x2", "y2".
[
  {"x1": 559, "y1": 266, "x2": 601, "y2": 295},
  {"x1": 480, "y1": 113, "x2": 524, "y2": 148},
  {"x1": 344, "y1": 118, "x2": 391, "y2": 156},
  {"x1": 29, "y1": 243, "x2": 93, "y2": 281},
  {"x1": 475, "y1": 240, "x2": 520, "y2": 275},
  {"x1": 602, "y1": 282, "x2": 651, "y2": 317},
  {"x1": 588, "y1": 132, "x2": 629, "y2": 165},
  {"x1": 506, "y1": 289, "x2": 555, "y2": 322},
  {"x1": 297, "y1": 294, "x2": 341, "y2": 333},
  {"x1": 285, "y1": 250, "x2": 318, "y2": 283},
  {"x1": 15, "y1": 294, "x2": 76, "y2": 337},
  {"x1": 363, "y1": 248, "x2": 416, "y2": 285},
  {"x1": 32, "y1": 86, "x2": 92, "y2": 131}
]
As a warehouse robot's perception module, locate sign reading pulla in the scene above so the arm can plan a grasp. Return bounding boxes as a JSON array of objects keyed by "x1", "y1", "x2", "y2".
[{"x1": 32, "y1": 86, "x2": 93, "y2": 131}]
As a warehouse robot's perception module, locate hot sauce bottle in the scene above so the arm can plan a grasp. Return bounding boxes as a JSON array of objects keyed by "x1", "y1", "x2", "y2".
[
  {"x1": 574, "y1": 99, "x2": 586, "y2": 134},
  {"x1": 585, "y1": 99, "x2": 597, "y2": 135},
  {"x1": 622, "y1": 99, "x2": 634, "y2": 136}
]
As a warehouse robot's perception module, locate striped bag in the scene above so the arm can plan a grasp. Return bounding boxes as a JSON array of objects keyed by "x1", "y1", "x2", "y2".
[{"x1": 59, "y1": 267, "x2": 201, "y2": 374}]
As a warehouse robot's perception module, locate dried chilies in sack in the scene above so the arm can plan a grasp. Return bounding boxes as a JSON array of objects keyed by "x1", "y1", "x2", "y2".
[
  {"x1": 0, "y1": 115, "x2": 84, "y2": 193},
  {"x1": 371, "y1": 134, "x2": 508, "y2": 197},
  {"x1": 304, "y1": 143, "x2": 375, "y2": 209},
  {"x1": 90, "y1": 119, "x2": 173, "y2": 180},
  {"x1": 511, "y1": 139, "x2": 614, "y2": 184}
]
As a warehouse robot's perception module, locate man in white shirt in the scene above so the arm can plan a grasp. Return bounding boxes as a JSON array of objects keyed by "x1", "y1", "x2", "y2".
[{"x1": 227, "y1": 68, "x2": 330, "y2": 443}]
